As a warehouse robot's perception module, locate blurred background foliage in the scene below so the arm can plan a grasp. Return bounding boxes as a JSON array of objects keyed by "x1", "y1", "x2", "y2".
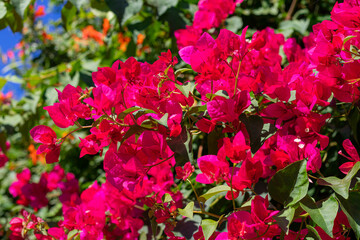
[{"x1": 0, "y1": 0, "x2": 354, "y2": 237}]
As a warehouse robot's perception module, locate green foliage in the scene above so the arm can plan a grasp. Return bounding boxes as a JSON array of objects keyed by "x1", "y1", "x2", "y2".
[
  {"x1": 317, "y1": 162, "x2": 360, "y2": 199},
  {"x1": 300, "y1": 195, "x2": 338, "y2": 237},
  {"x1": 201, "y1": 219, "x2": 219, "y2": 240},
  {"x1": 337, "y1": 192, "x2": 360, "y2": 240},
  {"x1": 178, "y1": 201, "x2": 194, "y2": 219},
  {"x1": 269, "y1": 160, "x2": 309, "y2": 207}
]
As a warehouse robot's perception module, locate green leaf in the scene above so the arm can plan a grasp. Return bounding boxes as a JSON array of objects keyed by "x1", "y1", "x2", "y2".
[
  {"x1": 317, "y1": 162, "x2": 360, "y2": 199},
  {"x1": 105, "y1": 0, "x2": 142, "y2": 25},
  {"x1": 199, "y1": 185, "x2": 231, "y2": 201},
  {"x1": 82, "y1": 59, "x2": 101, "y2": 71},
  {"x1": 188, "y1": 104, "x2": 207, "y2": 115},
  {"x1": 121, "y1": 125, "x2": 143, "y2": 143},
  {"x1": 10, "y1": 0, "x2": 31, "y2": 18},
  {"x1": 175, "y1": 81, "x2": 196, "y2": 98},
  {"x1": 178, "y1": 201, "x2": 194, "y2": 219},
  {"x1": 300, "y1": 195, "x2": 338, "y2": 237},
  {"x1": 0, "y1": 132, "x2": 7, "y2": 154},
  {"x1": 150, "y1": 217, "x2": 158, "y2": 239},
  {"x1": 348, "y1": 107, "x2": 360, "y2": 144},
  {"x1": 61, "y1": 1, "x2": 77, "y2": 31},
  {"x1": 105, "y1": 0, "x2": 126, "y2": 21},
  {"x1": 0, "y1": 77, "x2": 6, "y2": 89},
  {"x1": 153, "y1": 113, "x2": 168, "y2": 128},
  {"x1": 239, "y1": 114, "x2": 264, "y2": 153},
  {"x1": 336, "y1": 192, "x2": 360, "y2": 240},
  {"x1": 175, "y1": 68, "x2": 192, "y2": 78},
  {"x1": 133, "y1": 108, "x2": 157, "y2": 119},
  {"x1": 167, "y1": 128, "x2": 193, "y2": 164},
  {"x1": 343, "y1": 35, "x2": 356, "y2": 46},
  {"x1": 6, "y1": 10, "x2": 23, "y2": 32},
  {"x1": 162, "y1": 193, "x2": 173, "y2": 203},
  {"x1": 67, "y1": 230, "x2": 78, "y2": 240},
  {"x1": 122, "y1": 0, "x2": 143, "y2": 25},
  {"x1": 273, "y1": 206, "x2": 296, "y2": 234},
  {"x1": 201, "y1": 219, "x2": 218, "y2": 240},
  {"x1": 206, "y1": 90, "x2": 230, "y2": 100},
  {"x1": 0, "y1": 2, "x2": 7, "y2": 19},
  {"x1": 146, "y1": 0, "x2": 178, "y2": 16},
  {"x1": 69, "y1": 0, "x2": 88, "y2": 10},
  {"x1": 269, "y1": 160, "x2": 309, "y2": 207},
  {"x1": 117, "y1": 106, "x2": 142, "y2": 119},
  {"x1": 225, "y1": 16, "x2": 243, "y2": 33},
  {"x1": 305, "y1": 225, "x2": 322, "y2": 240}
]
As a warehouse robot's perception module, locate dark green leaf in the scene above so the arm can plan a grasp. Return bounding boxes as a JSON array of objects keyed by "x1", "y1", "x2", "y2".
[
  {"x1": 348, "y1": 107, "x2": 360, "y2": 144},
  {"x1": 133, "y1": 108, "x2": 157, "y2": 119},
  {"x1": 167, "y1": 128, "x2": 193, "y2": 164},
  {"x1": 188, "y1": 104, "x2": 207, "y2": 115},
  {"x1": 273, "y1": 206, "x2": 296, "y2": 234},
  {"x1": 105, "y1": 0, "x2": 126, "y2": 21},
  {"x1": 207, "y1": 126, "x2": 224, "y2": 155},
  {"x1": 61, "y1": 1, "x2": 77, "y2": 31},
  {"x1": 239, "y1": 114, "x2": 264, "y2": 153},
  {"x1": 151, "y1": 217, "x2": 158, "y2": 239},
  {"x1": 300, "y1": 195, "x2": 338, "y2": 237},
  {"x1": 269, "y1": 160, "x2": 309, "y2": 207},
  {"x1": 317, "y1": 162, "x2": 360, "y2": 199},
  {"x1": 117, "y1": 106, "x2": 142, "y2": 119},
  {"x1": 121, "y1": 125, "x2": 143, "y2": 143},
  {"x1": 6, "y1": 10, "x2": 23, "y2": 32},
  {"x1": 106, "y1": 0, "x2": 142, "y2": 25},
  {"x1": 0, "y1": 132, "x2": 7, "y2": 154},
  {"x1": 10, "y1": 0, "x2": 31, "y2": 18},
  {"x1": 336, "y1": 192, "x2": 360, "y2": 240},
  {"x1": 178, "y1": 201, "x2": 194, "y2": 219}
]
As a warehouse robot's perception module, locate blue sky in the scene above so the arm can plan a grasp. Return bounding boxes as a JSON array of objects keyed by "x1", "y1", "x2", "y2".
[{"x1": 0, "y1": 0, "x2": 60, "y2": 99}]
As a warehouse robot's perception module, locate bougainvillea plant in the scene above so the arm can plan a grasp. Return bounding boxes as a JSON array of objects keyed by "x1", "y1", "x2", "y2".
[{"x1": 8, "y1": 0, "x2": 360, "y2": 239}]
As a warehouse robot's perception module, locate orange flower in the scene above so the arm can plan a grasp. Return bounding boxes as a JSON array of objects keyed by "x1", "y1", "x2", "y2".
[
  {"x1": 42, "y1": 31, "x2": 53, "y2": 43},
  {"x1": 103, "y1": 18, "x2": 110, "y2": 36},
  {"x1": 35, "y1": 5, "x2": 45, "y2": 18},
  {"x1": 118, "y1": 33, "x2": 131, "y2": 52},
  {"x1": 82, "y1": 26, "x2": 104, "y2": 45},
  {"x1": 136, "y1": 33, "x2": 145, "y2": 45},
  {"x1": 28, "y1": 144, "x2": 46, "y2": 165}
]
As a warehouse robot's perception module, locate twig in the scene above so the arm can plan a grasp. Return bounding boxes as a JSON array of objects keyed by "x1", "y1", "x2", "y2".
[{"x1": 286, "y1": 0, "x2": 298, "y2": 20}]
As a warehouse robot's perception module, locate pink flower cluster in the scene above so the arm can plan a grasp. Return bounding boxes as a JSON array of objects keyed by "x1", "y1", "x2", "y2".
[
  {"x1": 9, "y1": 166, "x2": 76, "y2": 210},
  {"x1": 15, "y1": 0, "x2": 360, "y2": 239},
  {"x1": 175, "y1": 0, "x2": 243, "y2": 49}
]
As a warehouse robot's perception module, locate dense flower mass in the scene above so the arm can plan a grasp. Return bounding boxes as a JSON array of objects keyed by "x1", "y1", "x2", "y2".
[{"x1": 7, "y1": 0, "x2": 360, "y2": 239}]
